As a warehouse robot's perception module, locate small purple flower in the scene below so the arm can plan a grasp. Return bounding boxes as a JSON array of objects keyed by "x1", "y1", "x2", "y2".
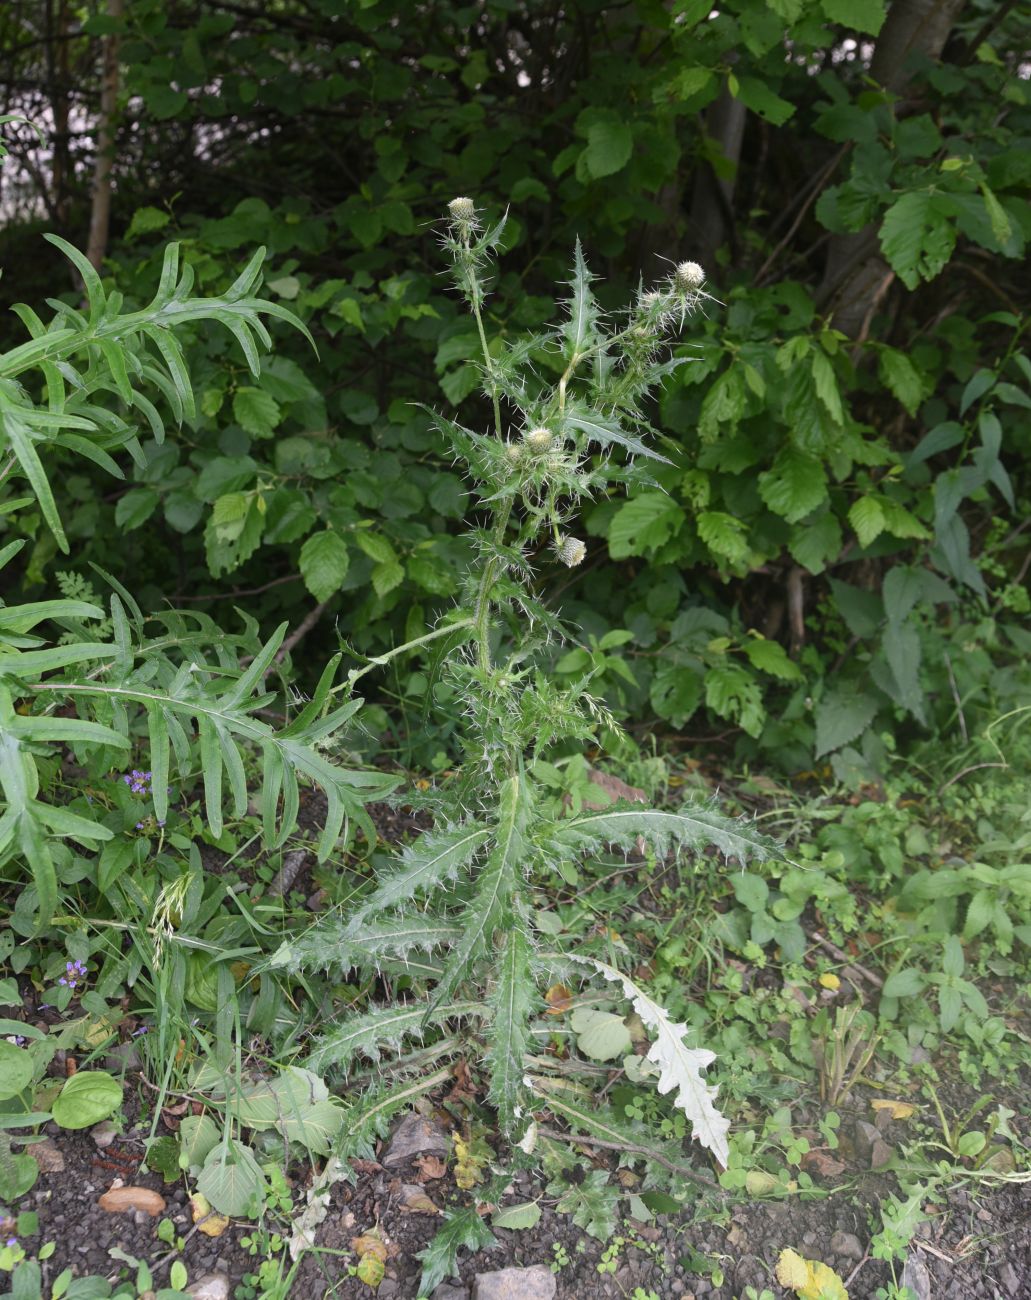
[
  {"x1": 121, "y1": 769, "x2": 153, "y2": 796},
  {"x1": 59, "y1": 959, "x2": 88, "y2": 990},
  {"x1": 132, "y1": 1025, "x2": 149, "y2": 1037},
  {"x1": 6, "y1": 1238, "x2": 17, "y2": 1248},
  {"x1": 136, "y1": 822, "x2": 145, "y2": 830}
]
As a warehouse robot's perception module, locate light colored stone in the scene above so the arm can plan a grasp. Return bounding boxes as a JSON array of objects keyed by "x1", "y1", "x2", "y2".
[
  {"x1": 829, "y1": 1230, "x2": 864, "y2": 1261},
  {"x1": 186, "y1": 1274, "x2": 230, "y2": 1300},
  {"x1": 380, "y1": 1113, "x2": 449, "y2": 1168},
  {"x1": 91, "y1": 1120, "x2": 118, "y2": 1149},
  {"x1": 98, "y1": 1186, "x2": 166, "y2": 1217},
  {"x1": 471, "y1": 1266, "x2": 556, "y2": 1300},
  {"x1": 900, "y1": 1254, "x2": 930, "y2": 1300}
]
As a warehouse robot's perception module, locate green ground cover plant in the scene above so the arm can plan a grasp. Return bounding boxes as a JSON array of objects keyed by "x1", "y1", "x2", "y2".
[{"x1": 0, "y1": 4, "x2": 1029, "y2": 1295}]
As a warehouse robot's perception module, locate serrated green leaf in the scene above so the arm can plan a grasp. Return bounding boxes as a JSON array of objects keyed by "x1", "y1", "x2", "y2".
[
  {"x1": 298, "y1": 530, "x2": 347, "y2": 603},
  {"x1": 880, "y1": 191, "x2": 956, "y2": 290},
  {"x1": 814, "y1": 691, "x2": 880, "y2": 757},
  {"x1": 849, "y1": 496, "x2": 886, "y2": 548},
  {"x1": 759, "y1": 447, "x2": 828, "y2": 524},
  {"x1": 417, "y1": 1209, "x2": 497, "y2": 1297}
]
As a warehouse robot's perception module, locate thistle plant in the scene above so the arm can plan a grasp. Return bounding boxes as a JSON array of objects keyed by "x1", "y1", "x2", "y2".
[{"x1": 277, "y1": 201, "x2": 779, "y2": 1197}]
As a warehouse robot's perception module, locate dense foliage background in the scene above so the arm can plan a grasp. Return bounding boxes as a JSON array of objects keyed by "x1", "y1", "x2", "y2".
[{"x1": 2, "y1": 0, "x2": 1030, "y2": 777}]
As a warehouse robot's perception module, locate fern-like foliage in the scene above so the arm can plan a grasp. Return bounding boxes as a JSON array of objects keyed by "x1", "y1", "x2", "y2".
[{"x1": 0, "y1": 226, "x2": 388, "y2": 931}]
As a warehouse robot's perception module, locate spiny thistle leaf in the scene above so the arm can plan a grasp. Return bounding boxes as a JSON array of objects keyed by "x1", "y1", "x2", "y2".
[
  {"x1": 428, "y1": 774, "x2": 532, "y2": 1014},
  {"x1": 487, "y1": 924, "x2": 533, "y2": 1136},
  {"x1": 344, "y1": 822, "x2": 491, "y2": 932},
  {"x1": 563, "y1": 404, "x2": 672, "y2": 465},
  {"x1": 543, "y1": 800, "x2": 780, "y2": 870},
  {"x1": 577, "y1": 957, "x2": 731, "y2": 1166},
  {"x1": 306, "y1": 1000, "x2": 485, "y2": 1075},
  {"x1": 337, "y1": 1067, "x2": 453, "y2": 1164},
  {"x1": 563, "y1": 238, "x2": 604, "y2": 363},
  {"x1": 280, "y1": 917, "x2": 462, "y2": 977}
]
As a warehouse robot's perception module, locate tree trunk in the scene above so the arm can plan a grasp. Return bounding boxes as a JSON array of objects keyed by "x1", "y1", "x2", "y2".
[
  {"x1": 818, "y1": 0, "x2": 968, "y2": 336},
  {"x1": 86, "y1": 0, "x2": 122, "y2": 272},
  {"x1": 687, "y1": 87, "x2": 747, "y2": 272}
]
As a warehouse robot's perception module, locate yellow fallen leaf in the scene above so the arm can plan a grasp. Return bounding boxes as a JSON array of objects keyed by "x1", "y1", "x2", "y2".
[
  {"x1": 871, "y1": 1098, "x2": 916, "y2": 1120},
  {"x1": 453, "y1": 1132, "x2": 490, "y2": 1190},
  {"x1": 776, "y1": 1249, "x2": 810, "y2": 1290},
  {"x1": 352, "y1": 1229, "x2": 388, "y2": 1290},
  {"x1": 356, "y1": 1253, "x2": 384, "y2": 1289},
  {"x1": 776, "y1": 1248, "x2": 849, "y2": 1300},
  {"x1": 189, "y1": 1193, "x2": 229, "y2": 1237},
  {"x1": 819, "y1": 973, "x2": 841, "y2": 990}
]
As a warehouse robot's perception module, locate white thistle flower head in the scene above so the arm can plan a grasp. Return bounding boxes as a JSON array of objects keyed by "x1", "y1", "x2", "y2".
[
  {"x1": 504, "y1": 443, "x2": 522, "y2": 462},
  {"x1": 556, "y1": 535, "x2": 586, "y2": 568},
  {"x1": 674, "y1": 260, "x2": 706, "y2": 293},
  {"x1": 524, "y1": 426, "x2": 553, "y2": 451},
  {"x1": 448, "y1": 196, "x2": 476, "y2": 222}
]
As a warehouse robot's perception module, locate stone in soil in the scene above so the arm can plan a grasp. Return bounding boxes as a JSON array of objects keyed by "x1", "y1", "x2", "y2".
[
  {"x1": 186, "y1": 1273, "x2": 230, "y2": 1300},
  {"x1": 380, "y1": 1112, "x2": 450, "y2": 1168},
  {"x1": 471, "y1": 1266, "x2": 556, "y2": 1300}
]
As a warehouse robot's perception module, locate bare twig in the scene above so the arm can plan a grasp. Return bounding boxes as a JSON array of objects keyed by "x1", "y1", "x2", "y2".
[
  {"x1": 937, "y1": 762, "x2": 1007, "y2": 795},
  {"x1": 810, "y1": 931, "x2": 883, "y2": 990},
  {"x1": 274, "y1": 598, "x2": 330, "y2": 665},
  {"x1": 942, "y1": 651, "x2": 968, "y2": 743},
  {"x1": 535, "y1": 1123, "x2": 723, "y2": 1191},
  {"x1": 755, "y1": 145, "x2": 849, "y2": 287},
  {"x1": 174, "y1": 573, "x2": 301, "y2": 603}
]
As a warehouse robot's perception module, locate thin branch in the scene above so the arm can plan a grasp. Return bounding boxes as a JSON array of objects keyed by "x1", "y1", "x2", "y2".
[
  {"x1": 937, "y1": 762, "x2": 1007, "y2": 795},
  {"x1": 535, "y1": 1123, "x2": 723, "y2": 1191},
  {"x1": 809, "y1": 931, "x2": 883, "y2": 989},
  {"x1": 173, "y1": 573, "x2": 302, "y2": 603},
  {"x1": 273, "y1": 598, "x2": 331, "y2": 666},
  {"x1": 755, "y1": 145, "x2": 849, "y2": 287}
]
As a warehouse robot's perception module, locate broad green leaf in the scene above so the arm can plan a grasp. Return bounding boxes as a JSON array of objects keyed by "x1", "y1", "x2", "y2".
[
  {"x1": 759, "y1": 447, "x2": 827, "y2": 524},
  {"x1": 197, "y1": 1139, "x2": 267, "y2": 1217},
  {"x1": 814, "y1": 691, "x2": 880, "y2": 757},
  {"x1": 878, "y1": 347, "x2": 925, "y2": 416},
  {"x1": 491, "y1": 1202, "x2": 542, "y2": 1230},
  {"x1": 879, "y1": 191, "x2": 956, "y2": 289},
  {"x1": 849, "y1": 496, "x2": 885, "y2": 548},
  {"x1": 582, "y1": 112, "x2": 633, "y2": 178},
  {"x1": 51, "y1": 1071, "x2": 123, "y2": 1129},
  {"x1": 299, "y1": 529, "x2": 349, "y2": 602},
  {"x1": 743, "y1": 638, "x2": 802, "y2": 680},
  {"x1": 821, "y1": 0, "x2": 886, "y2": 34},
  {"x1": 233, "y1": 386, "x2": 281, "y2": 437},
  {"x1": 570, "y1": 1007, "x2": 632, "y2": 1061}
]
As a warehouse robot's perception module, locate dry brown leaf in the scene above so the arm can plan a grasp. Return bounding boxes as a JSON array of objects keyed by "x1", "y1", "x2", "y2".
[
  {"x1": 414, "y1": 1154, "x2": 447, "y2": 1181},
  {"x1": 801, "y1": 1149, "x2": 847, "y2": 1178},
  {"x1": 350, "y1": 1232, "x2": 388, "y2": 1264},
  {"x1": 544, "y1": 984, "x2": 573, "y2": 1015},
  {"x1": 397, "y1": 1184, "x2": 440, "y2": 1215},
  {"x1": 98, "y1": 1186, "x2": 166, "y2": 1216}
]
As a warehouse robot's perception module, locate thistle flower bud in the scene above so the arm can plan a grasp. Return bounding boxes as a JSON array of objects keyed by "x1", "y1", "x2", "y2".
[
  {"x1": 674, "y1": 260, "x2": 706, "y2": 292},
  {"x1": 504, "y1": 443, "x2": 522, "y2": 462},
  {"x1": 448, "y1": 196, "x2": 476, "y2": 224},
  {"x1": 524, "y1": 426, "x2": 553, "y2": 451},
  {"x1": 556, "y1": 535, "x2": 586, "y2": 568}
]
